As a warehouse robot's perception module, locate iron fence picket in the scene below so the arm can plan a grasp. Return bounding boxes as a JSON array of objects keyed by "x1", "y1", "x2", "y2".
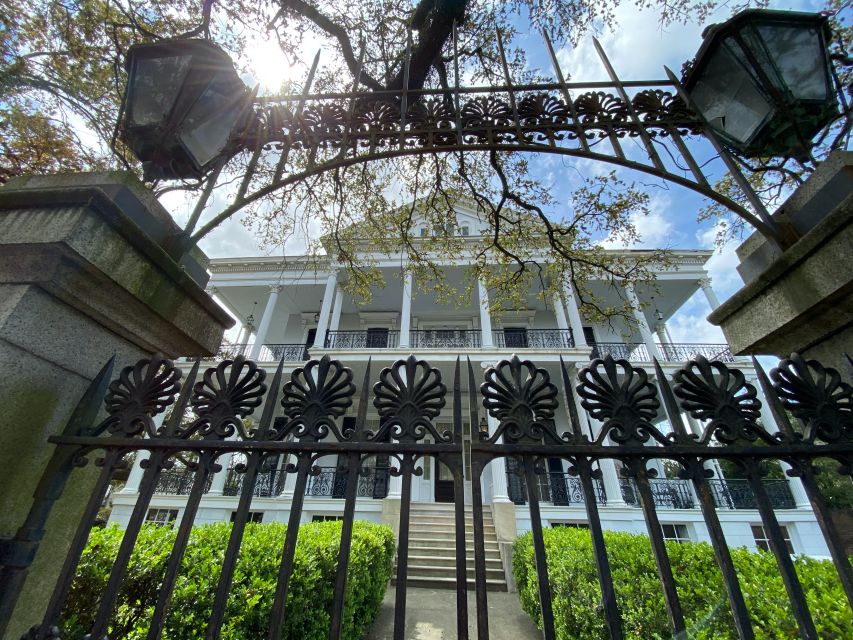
[
  {"x1": 145, "y1": 451, "x2": 218, "y2": 640},
  {"x1": 523, "y1": 455, "x2": 557, "y2": 640},
  {"x1": 653, "y1": 359, "x2": 755, "y2": 639},
  {"x1": 328, "y1": 451, "x2": 362, "y2": 640},
  {"x1": 392, "y1": 454, "x2": 415, "y2": 640}
]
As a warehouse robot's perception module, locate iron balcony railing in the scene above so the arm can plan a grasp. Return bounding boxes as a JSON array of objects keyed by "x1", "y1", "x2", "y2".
[
  {"x1": 410, "y1": 329, "x2": 481, "y2": 349},
  {"x1": 193, "y1": 343, "x2": 307, "y2": 362},
  {"x1": 154, "y1": 469, "x2": 213, "y2": 495},
  {"x1": 223, "y1": 469, "x2": 287, "y2": 497},
  {"x1": 324, "y1": 330, "x2": 400, "y2": 349},
  {"x1": 621, "y1": 478, "x2": 695, "y2": 509},
  {"x1": 304, "y1": 466, "x2": 390, "y2": 499},
  {"x1": 492, "y1": 329, "x2": 575, "y2": 349},
  {"x1": 508, "y1": 471, "x2": 607, "y2": 506},
  {"x1": 590, "y1": 342, "x2": 734, "y2": 363},
  {"x1": 620, "y1": 478, "x2": 797, "y2": 510},
  {"x1": 709, "y1": 479, "x2": 796, "y2": 510},
  {"x1": 658, "y1": 343, "x2": 735, "y2": 363},
  {"x1": 591, "y1": 342, "x2": 651, "y2": 362}
]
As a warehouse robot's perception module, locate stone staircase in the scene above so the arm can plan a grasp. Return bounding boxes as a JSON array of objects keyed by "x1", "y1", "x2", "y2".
[{"x1": 392, "y1": 502, "x2": 507, "y2": 592}]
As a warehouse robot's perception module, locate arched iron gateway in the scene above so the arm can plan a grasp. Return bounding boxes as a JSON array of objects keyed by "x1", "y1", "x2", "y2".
[
  {"x1": 2, "y1": 350, "x2": 852, "y2": 639},
  {"x1": 170, "y1": 27, "x2": 797, "y2": 249}
]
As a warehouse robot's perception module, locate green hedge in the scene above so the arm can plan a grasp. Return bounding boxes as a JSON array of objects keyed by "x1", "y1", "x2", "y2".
[
  {"x1": 513, "y1": 527, "x2": 852, "y2": 639},
  {"x1": 61, "y1": 520, "x2": 395, "y2": 639}
]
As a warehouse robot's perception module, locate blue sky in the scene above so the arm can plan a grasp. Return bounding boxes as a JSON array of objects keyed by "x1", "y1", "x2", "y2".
[{"x1": 161, "y1": 0, "x2": 839, "y2": 350}]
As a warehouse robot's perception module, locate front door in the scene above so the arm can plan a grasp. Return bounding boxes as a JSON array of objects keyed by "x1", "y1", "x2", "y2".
[
  {"x1": 434, "y1": 459, "x2": 454, "y2": 502},
  {"x1": 304, "y1": 328, "x2": 317, "y2": 359}
]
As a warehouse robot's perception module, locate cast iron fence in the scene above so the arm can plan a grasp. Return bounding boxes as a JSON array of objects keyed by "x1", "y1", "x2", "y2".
[
  {"x1": 658, "y1": 343, "x2": 736, "y2": 363},
  {"x1": 2, "y1": 351, "x2": 852, "y2": 640}
]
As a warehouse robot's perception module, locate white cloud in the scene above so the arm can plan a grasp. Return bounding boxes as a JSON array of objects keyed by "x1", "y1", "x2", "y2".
[{"x1": 599, "y1": 193, "x2": 677, "y2": 249}]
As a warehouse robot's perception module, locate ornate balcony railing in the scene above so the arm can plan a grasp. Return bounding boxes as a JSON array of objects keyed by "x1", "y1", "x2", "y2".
[
  {"x1": 223, "y1": 469, "x2": 287, "y2": 497},
  {"x1": 324, "y1": 330, "x2": 399, "y2": 349},
  {"x1": 493, "y1": 329, "x2": 575, "y2": 349},
  {"x1": 154, "y1": 469, "x2": 213, "y2": 495},
  {"x1": 255, "y1": 344, "x2": 308, "y2": 362},
  {"x1": 590, "y1": 342, "x2": 650, "y2": 361},
  {"x1": 410, "y1": 329, "x2": 481, "y2": 349},
  {"x1": 709, "y1": 479, "x2": 796, "y2": 510},
  {"x1": 590, "y1": 342, "x2": 734, "y2": 363},
  {"x1": 621, "y1": 478, "x2": 695, "y2": 509},
  {"x1": 508, "y1": 471, "x2": 607, "y2": 506},
  {"x1": 304, "y1": 466, "x2": 390, "y2": 499},
  {"x1": 658, "y1": 344, "x2": 735, "y2": 363}
]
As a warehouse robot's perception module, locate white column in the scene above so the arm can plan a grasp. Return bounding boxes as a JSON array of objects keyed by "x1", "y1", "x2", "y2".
[
  {"x1": 624, "y1": 282, "x2": 661, "y2": 360},
  {"x1": 563, "y1": 283, "x2": 587, "y2": 348},
  {"x1": 752, "y1": 378, "x2": 812, "y2": 509},
  {"x1": 234, "y1": 324, "x2": 247, "y2": 347},
  {"x1": 122, "y1": 451, "x2": 149, "y2": 494},
  {"x1": 399, "y1": 272, "x2": 413, "y2": 348},
  {"x1": 585, "y1": 414, "x2": 627, "y2": 506},
  {"x1": 313, "y1": 272, "x2": 338, "y2": 349},
  {"x1": 329, "y1": 286, "x2": 344, "y2": 333},
  {"x1": 655, "y1": 322, "x2": 669, "y2": 346},
  {"x1": 250, "y1": 285, "x2": 282, "y2": 360},
  {"x1": 207, "y1": 452, "x2": 233, "y2": 496},
  {"x1": 478, "y1": 278, "x2": 494, "y2": 348},
  {"x1": 488, "y1": 415, "x2": 511, "y2": 502},
  {"x1": 699, "y1": 277, "x2": 721, "y2": 311},
  {"x1": 552, "y1": 293, "x2": 569, "y2": 331}
]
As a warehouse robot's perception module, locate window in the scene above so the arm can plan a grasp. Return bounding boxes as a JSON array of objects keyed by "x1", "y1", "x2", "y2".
[
  {"x1": 312, "y1": 515, "x2": 344, "y2": 522},
  {"x1": 460, "y1": 226, "x2": 469, "y2": 236},
  {"x1": 660, "y1": 523, "x2": 690, "y2": 543},
  {"x1": 146, "y1": 508, "x2": 178, "y2": 527},
  {"x1": 419, "y1": 227, "x2": 427, "y2": 236},
  {"x1": 231, "y1": 511, "x2": 263, "y2": 523},
  {"x1": 550, "y1": 522, "x2": 589, "y2": 529},
  {"x1": 751, "y1": 524, "x2": 794, "y2": 553}
]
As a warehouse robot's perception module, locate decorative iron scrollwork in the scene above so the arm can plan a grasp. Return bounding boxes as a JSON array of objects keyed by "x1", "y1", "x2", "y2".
[
  {"x1": 481, "y1": 356, "x2": 559, "y2": 444},
  {"x1": 280, "y1": 356, "x2": 356, "y2": 441},
  {"x1": 372, "y1": 355, "x2": 449, "y2": 443},
  {"x1": 576, "y1": 356, "x2": 663, "y2": 445},
  {"x1": 574, "y1": 92, "x2": 628, "y2": 132},
  {"x1": 673, "y1": 356, "x2": 770, "y2": 446},
  {"x1": 102, "y1": 354, "x2": 181, "y2": 437},
  {"x1": 772, "y1": 353, "x2": 853, "y2": 444},
  {"x1": 190, "y1": 356, "x2": 267, "y2": 440}
]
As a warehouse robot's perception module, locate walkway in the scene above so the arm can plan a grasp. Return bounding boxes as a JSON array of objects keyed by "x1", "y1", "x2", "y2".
[{"x1": 363, "y1": 586, "x2": 541, "y2": 639}]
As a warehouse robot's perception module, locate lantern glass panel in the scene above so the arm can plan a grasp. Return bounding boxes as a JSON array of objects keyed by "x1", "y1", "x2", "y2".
[
  {"x1": 128, "y1": 55, "x2": 192, "y2": 126},
  {"x1": 755, "y1": 24, "x2": 829, "y2": 100},
  {"x1": 690, "y1": 39, "x2": 774, "y2": 144},
  {"x1": 178, "y1": 77, "x2": 244, "y2": 168}
]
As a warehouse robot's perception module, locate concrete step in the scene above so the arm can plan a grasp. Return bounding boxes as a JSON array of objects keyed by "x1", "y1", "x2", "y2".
[
  {"x1": 404, "y1": 554, "x2": 503, "y2": 569},
  {"x1": 407, "y1": 519, "x2": 496, "y2": 531},
  {"x1": 403, "y1": 564, "x2": 506, "y2": 580},
  {"x1": 410, "y1": 504, "x2": 490, "y2": 513},
  {"x1": 407, "y1": 538, "x2": 501, "y2": 551},
  {"x1": 406, "y1": 529, "x2": 497, "y2": 542},
  {"x1": 391, "y1": 576, "x2": 507, "y2": 592},
  {"x1": 406, "y1": 544, "x2": 502, "y2": 558}
]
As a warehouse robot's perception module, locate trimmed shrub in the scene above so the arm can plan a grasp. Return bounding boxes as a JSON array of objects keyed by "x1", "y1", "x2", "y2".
[
  {"x1": 61, "y1": 520, "x2": 395, "y2": 639},
  {"x1": 513, "y1": 527, "x2": 852, "y2": 639}
]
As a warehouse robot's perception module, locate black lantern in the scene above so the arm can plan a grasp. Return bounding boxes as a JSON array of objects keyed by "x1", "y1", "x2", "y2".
[
  {"x1": 118, "y1": 38, "x2": 255, "y2": 180},
  {"x1": 684, "y1": 9, "x2": 837, "y2": 159}
]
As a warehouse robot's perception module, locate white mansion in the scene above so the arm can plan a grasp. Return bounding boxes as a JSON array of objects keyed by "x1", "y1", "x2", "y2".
[{"x1": 110, "y1": 203, "x2": 828, "y2": 582}]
